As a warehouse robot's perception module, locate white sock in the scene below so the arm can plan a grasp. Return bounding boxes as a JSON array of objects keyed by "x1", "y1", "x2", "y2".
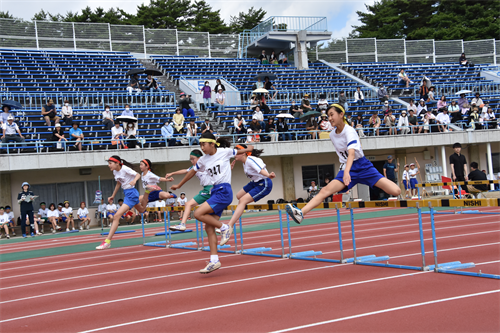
[
  {"x1": 220, "y1": 223, "x2": 228, "y2": 231},
  {"x1": 210, "y1": 255, "x2": 219, "y2": 263}
]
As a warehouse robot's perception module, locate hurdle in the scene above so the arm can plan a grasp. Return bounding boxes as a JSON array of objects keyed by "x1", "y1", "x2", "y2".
[
  {"x1": 141, "y1": 207, "x2": 193, "y2": 248},
  {"x1": 101, "y1": 230, "x2": 135, "y2": 236}
]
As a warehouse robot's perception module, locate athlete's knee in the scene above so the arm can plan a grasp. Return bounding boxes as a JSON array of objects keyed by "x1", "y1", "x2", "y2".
[{"x1": 194, "y1": 210, "x2": 203, "y2": 220}]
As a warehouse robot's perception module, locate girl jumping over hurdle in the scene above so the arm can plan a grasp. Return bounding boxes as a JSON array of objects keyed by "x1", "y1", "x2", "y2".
[
  {"x1": 220, "y1": 144, "x2": 275, "y2": 246},
  {"x1": 136, "y1": 159, "x2": 174, "y2": 214},
  {"x1": 170, "y1": 132, "x2": 254, "y2": 274},
  {"x1": 286, "y1": 104, "x2": 401, "y2": 224},
  {"x1": 96, "y1": 155, "x2": 142, "y2": 250}
]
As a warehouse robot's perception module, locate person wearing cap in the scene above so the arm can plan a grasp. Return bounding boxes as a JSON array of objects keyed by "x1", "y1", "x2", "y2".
[
  {"x1": 213, "y1": 79, "x2": 225, "y2": 94},
  {"x1": 161, "y1": 120, "x2": 176, "y2": 147},
  {"x1": 377, "y1": 84, "x2": 389, "y2": 103},
  {"x1": 471, "y1": 93, "x2": 483, "y2": 108},
  {"x1": 383, "y1": 156, "x2": 399, "y2": 185},
  {"x1": 17, "y1": 182, "x2": 36, "y2": 237},
  {"x1": 416, "y1": 99, "x2": 427, "y2": 117},
  {"x1": 436, "y1": 107, "x2": 451, "y2": 132},
  {"x1": 200, "y1": 118, "x2": 213, "y2": 134},
  {"x1": 1, "y1": 115, "x2": 25, "y2": 145},
  {"x1": 215, "y1": 88, "x2": 226, "y2": 112},
  {"x1": 51, "y1": 123, "x2": 67, "y2": 149},
  {"x1": 69, "y1": 122, "x2": 84, "y2": 151},
  {"x1": 449, "y1": 142, "x2": 468, "y2": 184},
  {"x1": 179, "y1": 93, "x2": 195, "y2": 118},
  {"x1": 41, "y1": 99, "x2": 60, "y2": 127},
  {"x1": 1, "y1": 104, "x2": 14, "y2": 125},
  {"x1": 408, "y1": 163, "x2": 420, "y2": 197},
  {"x1": 61, "y1": 100, "x2": 73, "y2": 126},
  {"x1": 397, "y1": 110, "x2": 410, "y2": 135},
  {"x1": 126, "y1": 73, "x2": 142, "y2": 94},
  {"x1": 381, "y1": 100, "x2": 392, "y2": 116},
  {"x1": 301, "y1": 94, "x2": 312, "y2": 113}
]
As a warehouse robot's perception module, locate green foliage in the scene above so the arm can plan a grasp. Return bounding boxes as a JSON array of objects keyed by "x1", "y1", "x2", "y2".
[
  {"x1": 0, "y1": 11, "x2": 15, "y2": 19},
  {"x1": 188, "y1": 0, "x2": 230, "y2": 33},
  {"x1": 229, "y1": 7, "x2": 267, "y2": 33},
  {"x1": 135, "y1": 0, "x2": 191, "y2": 30},
  {"x1": 351, "y1": 0, "x2": 500, "y2": 40}
]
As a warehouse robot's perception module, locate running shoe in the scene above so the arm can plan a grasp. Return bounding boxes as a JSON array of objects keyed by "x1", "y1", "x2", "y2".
[
  {"x1": 169, "y1": 224, "x2": 186, "y2": 231},
  {"x1": 86, "y1": 226, "x2": 90, "y2": 230},
  {"x1": 66, "y1": 228, "x2": 70, "y2": 232},
  {"x1": 36, "y1": 232, "x2": 42, "y2": 236},
  {"x1": 219, "y1": 225, "x2": 233, "y2": 246},
  {"x1": 96, "y1": 241, "x2": 111, "y2": 250},
  {"x1": 31, "y1": 232, "x2": 35, "y2": 237},
  {"x1": 215, "y1": 228, "x2": 221, "y2": 234},
  {"x1": 56, "y1": 225, "x2": 62, "y2": 230},
  {"x1": 146, "y1": 184, "x2": 162, "y2": 193},
  {"x1": 286, "y1": 204, "x2": 303, "y2": 224},
  {"x1": 200, "y1": 261, "x2": 221, "y2": 274},
  {"x1": 6, "y1": 235, "x2": 10, "y2": 239},
  {"x1": 80, "y1": 226, "x2": 83, "y2": 230},
  {"x1": 12, "y1": 232, "x2": 16, "y2": 236},
  {"x1": 72, "y1": 228, "x2": 75, "y2": 231},
  {"x1": 22, "y1": 234, "x2": 27, "y2": 238},
  {"x1": 52, "y1": 230, "x2": 56, "y2": 234}
]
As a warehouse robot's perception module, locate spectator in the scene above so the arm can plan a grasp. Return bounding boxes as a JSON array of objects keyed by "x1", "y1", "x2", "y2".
[
  {"x1": 397, "y1": 110, "x2": 410, "y2": 135},
  {"x1": 354, "y1": 87, "x2": 365, "y2": 105},
  {"x1": 457, "y1": 93, "x2": 468, "y2": 109},
  {"x1": 289, "y1": 100, "x2": 303, "y2": 118},
  {"x1": 378, "y1": 85, "x2": 389, "y2": 103},
  {"x1": 381, "y1": 101, "x2": 391, "y2": 116},
  {"x1": 419, "y1": 80, "x2": 429, "y2": 101},
  {"x1": 407, "y1": 99, "x2": 417, "y2": 114},
  {"x1": 213, "y1": 79, "x2": 225, "y2": 94},
  {"x1": 199, "y1": 81, "x2": 212, "y2": 111},
  {"x1": 419, "y1": 113, "x2": 430, "y2": 134},
  {"x1": 145, "y1": 74, "x2": 160, "y2": 92},
  {"x1": 172, "y1": 108, "x2": 185, "y2": 134},
  {"x1": 69, "y1": 122, "x2": 84, "y2": 151},
  {"x1": 269, "y1": 51, "x2": 277, "y2": 64},
  {"x1": 121, "y1": 104, "x2": 134, "y2": 117},
  {"x1": 264, "y1": 76, "x2": 277, "y2": 100},
  {"x1": 471, "y1": 93, "x2": 484, "y2": 107},
  {"x1": 177, "y1": 193, "x2": 187, "y2": 220},
  {"x1": 260, "y1": 99, "x2": 271, "y2": 114},
  {"x1": 317, "y1": 94, "x2": 329, "y2": 112},
  {"x1": 51, "y1": 123, "x2": 67, "y2": 149},
  {"x1": 397, "y1": 69, "x2": 411, "y2": 88},
  {"x1": 259, "y1": 50, "x2": 269, "y2": 64},
  {"x1": 233, "y1": 114, "x2": 247, "y2": 135},
  {"x1": 308, "y1": 181, "x2": 318, "y2": 199},
  {"x1": 186, "y1": 118, "x2": 199, "y2": 146},
  {"x1": 215, "y1": 89, "x2": 226, "y2": 112},
  {"x1": 469, "y1": 106, "x2": 482, "y2": 130},
  {"x1": 106, "y1": 198, "x2": 118, "y2": 221},
  {"x1": 111, "y1": 122, "x2": 127, "y2": 149},
  {"x1": 408, "y1": 163, "x2": 420, "y2": 197},
  {"x1": 250, "y1": 94, "x2": 260, "y2": 106},
  {"x1": 338, "y1": 91, "x2": 348, "y2": 111},
  {"x1": 127, "y1": 74, "x2": 141, "y2": 94},
  {"x1": 1, "y1": 115, "x2": 25, "y2": 145},
  {"x1": 249, "y1": 116, "x2": 262, "y2": 134},
  {"x1": 77, "y1": 202, "x2": 91, "y2": 230},
  {"x1": 352, "y1": 113, "x2": 365, "y2": 137},
  {"x1": 484, "y1": 107, "x2": 497, "y2": 129},
  {"x1": 278, "y1": 51, "x2": 287, "y2": 64},
  {"x1": 161, "y1": 120, "x2": 176, "y2": 147},
  {"x1": 60, "y1": 100, "x2": 73, "y2": 126},
  {"x1": 427, "y1": 87, "x2": 436, "y2": 103},
  {"x1": 408, "y1": 109, "x2": 418, "y2": 134},
  {"x1": 179, "y1": 93, "x2": 195, "y2": 118},
  {"x1": 383, "y1": 155, "x2": 399, "y2": 184},
  {"x1": 467, "y1": 162, "x2": 488, "y2": 197},
  {"x1": 17, "y1": 182, "x2": 35, "y2": 237},
  {"x1": 437, "y1": 95, "x2": 447, "y2": 110},
  {"x1": 384, "y1": 110, "x2": 396, "y2": 135},
  {"x1": 37, "y1": 202, "x2": 49, "y2": 234},
  {"x1": 5, "y1": 205, "x2": 15, "y2": 236},
  {"x1": 459, "y1": 53, "x2": 468, "y2": 66},
  {"x1": 368, "y1": 113, "x2": 381, "y2": 136},
  {"x1": 47, "y1": 203, "x2": 60, "y2": 234},
  {"x1": 246, "y1": 129, "x2": 260, "y2": 143},
  {"x1": 448, "y1": 100, "x2": 461, "y2": 123},
  {"x1": 277, "y1": 117, "x2": 291, "y2": 141},
  {"x1": 264, "y1": 117, "x2": 277, "y2": 142},
  {"x1": 0, "y1": 206, "x2": 11, "y2": 239},
  {"x1": 318, "y1": 113, "x2": 333, "y2": 131},
  {"x1": 436, "y1": 108, "x2": 451, "y2": 132},
  {"x1": 253, "y1": 106, "x2": 265, "y2": 129},
  {"x1": 200, "y1": 118, "x2": 213, "y2": 134},
  {"x1": 301, "y1": 94, "x2": 313, "y2": 113},
  {"x1": 423, "y1": 109, "x2": 436, "y2": 132},
  {"x1": 1, "y1": 105, "x2": 13, "y2": 125},
  {"x1": 124, "y1": 122, "x2": 139, "y2": 149},
  {"x1": 61, "y1": 201, "x2": 75, "y2": 232},
  {"x1": 41, "y1": 99, "x2": 60, "y2": 127},
  {"x1": 102, "y1": 105, "x2": 114, "y2": 131},
  {"x1": 346, "y1": 114, "x2": 353, "y2": 127},
  {"x1": 306, "y1": 115, "x2": 318, "y2": 140},
  {"x1": 416, "y1": 99, "x2": 427, "y2": 117},
  {"x1": 449, "y1": 142, "x2": 468, "y2": 183}
]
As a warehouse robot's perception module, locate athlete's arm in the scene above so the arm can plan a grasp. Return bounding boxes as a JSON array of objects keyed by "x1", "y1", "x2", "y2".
[
  {"x1": 130, "y1": 173, "x2": 140, "y2": 187},
  {"x1": 159, "y1": 177, "x2": 174, "y2": 182},
  {"x1": 235, "y1": 145, "x2": 254, "y2": 155},
  {"x1": 259, "y1": 169, "x2": 276, "y2": 179},
  {"x1": 171, "y1": 169, "x2": 197, "y2": 190},
  {"x1": 342, "y1": 149, "x2": 355, "y2": 186},
  {"x1": 109, "y1": 182, "x2": 120, "y2": 202},
  {"x1": 166, "y1": 169, "x2": 189, "y2": 178}
]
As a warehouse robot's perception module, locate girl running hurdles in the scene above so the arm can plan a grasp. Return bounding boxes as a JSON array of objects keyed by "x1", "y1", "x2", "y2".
[
  {"x1": 167, "y1": 149, "x2": 212, "y2": 232},
  {"x1": 286, "y1": 104, "x2": 401, "y2": 224},
  {"x1": 137, "y1": 159, "x2": 173, "y2": 214},
  {"x1": 220, "y1": 144, "x2": 275, "y2": 246},
  {"x1": 96, "y1": 155, "x2": 142, "y2": 250},
  {"x1": 170, "y1": 132, "x2": 254, "y2": 274}
]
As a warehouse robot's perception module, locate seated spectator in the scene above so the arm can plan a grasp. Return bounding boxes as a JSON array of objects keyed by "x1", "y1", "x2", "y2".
[
  {"x1": 278, "y1": 51, "x2": 287, "y2": 64},
  {"x1": 249, "y1": 116, "x2": 262, "y2": 134},
  {"x1": 397, "y1": 110, "x2": 410, "y2": 135},
  {"x1": 5, "y1": 205, "x2": 15, "y2": 236},
  {"x1": 407, "y1": 99, "x2": 417, "y2": 114},
  {"x1": 306, "y1": 115, "x2": 318, "y2": 139},
  {"x1": 269, "y1": 51, "x2": 277, "y2": 64},
  {"x1": 290, "y1": 100, "x2": 303, "y2": 118},
  {"x1": 102, "y1": 105, "x2": 114, "y2": 131},
  {"x1": 467, "y1": 162, "x2": 488, "y2": 197},
  {"x1": 419, "y1": 80, "x2": 429, "y2": 101},
  {"x1": 172, "y1": 108, "x2": 185, "y2": 134},
  {"x1": 408, "y1": 109, "x2": 418, "y2": 134},
  {"x1": 436, "y1": 108, "x2": 451, "y2": 132},
  {"x1": 469, "y1": 107, "x2": 482, "y2": 130},
  {"x1": 199, "y1": 81, "x2": 212, "y2": 111},
  {"x1": 51, "y1": 123, "x2": 67, "y2": 149},
  {"x1": 111, "y1": 122, "x2": 127, "y2": 149},
  {"x1": 338, "y1": 91, "x2": 348, "y2": 111},
  {"x1": 200, "y1": 118, "x2": 213, "y2": 134},
  {"x1": 233, "y1": 114, "x2": 247, "y2": 135},
  {"x1": 1, "y1": 115, "x2": 25, "y2": 145},
  {"x1": 301, "y1": 94, "x2": 313, "y2": 113},
  {"x1": 317, "y1": 94, "x2": 328, "y2": 111},
  {"x1": 161, "y1": 120, "x2": 176, "y2": 146},
  {"x1": 213, "y1": 79, "x2": 225, "y2": 93},
  {"x1": 1, "y1": 105, "x2": 13, "y2": 125},
  {"x1": 346, "y1": 114, "x2": 353, "y2": 127},
  {"x1": 215, "y1": 89, "x2": 226, "y2": 112},
  {"x1": 318, "y1": 113, "x2": 332, "y2": 131},
  {"x1": 459, "y1": 53, "x2": 468, "y2": 66},
  {"x1": 125, "y1": 122, "x2": 139, "y2": 149},
  {"x1": 42, "y1": 99, "x2": 60, "y2": 127},
  {"x1": 384, "y1": 110, "x2": 396, "y2": 135},
  {"x1": 186, "y1": 119, "x2": 199, "y2": 146},
  {"x1": 69, "y1": 122, "x2": 84, "y2": 151},
  {"x1": 457, "y1": 93, "x2": 468, "y2": 109},
  {"x1": 368, "y1": 113, "x2": 381, "y2": 136},
  {"x1": 145, "y1": 74, "x2": 160, "y2": 92},
  {"x1": 276, "y1": 117, "x2": 291, "y2": 141},
  {"x1": 416, "y1": 99, "x2": 427, "y2": 117},
  {"x1": 378, "y1": 85, "x2": 389, "y2": 103},
  {"x1": 127, "y1": 74, "x2": 141, "y2": 94},
  {"x1": 61, "y1": 201, "x2": 75, "y2": 232},
  {"x1": 354, "y1": 87, "x2": 365, "y2": 105},
  {"x1": 47, "y1": 203, "x2": 60, "y2": 234},
  {"x1": 250, "y1": 94, "x2": 259, "y2": 106},
  {"x1": 397, "y1": 69, "x2": 412, "y2": 88},
  {"x1": 121, "y1": 104, "x2": 134, "y2": 117},
  {"x1": 471, "y1": 93, "x2": 483, "y2": 107},
  {"x1": 245, "y1": 129, "x2": 260, "y2": 143},
  {"x1": 381, "y1": 101, "x2": 391, "y2": 116},
  {"x1": 179, "y1": 93, "x2": 195, "y2": 118},
  {"x1": 427, "y1": 87, "x2": 436, "y2": 103},
  {"x1": 265, "y1": 117, "x2": 278, "y2": 142},
  {"x1": 259, "y1": 50, "x2": 269, "y2": 64},
  {"x1": 0, "y1": 206, "x2": 11, "y2": 239},
  {"x1": 437, "y1": 95, "x2": 447, "y2": 110},
  {"x1": 253, "y1": 106, "x2": 265, "y2": 129},
  {"x1": 352, "y1": 113, "x2": 365, "y2": 137},
  {"x1": 260, "y1": 99, "x2": 271, "y2": 115},
  {"x1": 77, "y1": 202, "x2": 91, "y2": 230},
  {"x1": 484, "y1": 107, "x2": 497, "y2": 129},
  {"x1": 264, "y1": 76, "x2": 277, "y2": 100},
  {"x1": 448, "y1": 100, "x2": 461, "y2": 123},
  {"x1": 308, "y1": 181, "x2": 319, "y2": 197},
  {"x1": 106, "y1": 198, "x2": 118, "y2": 221},
  {"x1": 419, "y1": 110, "x2": 435, "y2": 133},
  {"x1": 61, "y1": 100, "x2": 73, "y2": 126}
]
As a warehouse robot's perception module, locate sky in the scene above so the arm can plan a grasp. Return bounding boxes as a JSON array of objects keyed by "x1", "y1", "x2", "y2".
[{"x1": 0, "y1": 0, "x2": 375, "y2": 39}]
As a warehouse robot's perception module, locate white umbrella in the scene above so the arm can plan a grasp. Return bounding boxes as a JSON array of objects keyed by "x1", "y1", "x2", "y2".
[
  {"x1": 421, "y1": 76, "x2": 432, "y2": 88},
  {"x1": 276, "y1": 113, "x2": 295, "y2": 119},
  {"x1": 252, "y1": 88, "x2": 269, "y2": 94},
  {"x1": 455, "y1": 89, "x2": 472, "y2": 95}
]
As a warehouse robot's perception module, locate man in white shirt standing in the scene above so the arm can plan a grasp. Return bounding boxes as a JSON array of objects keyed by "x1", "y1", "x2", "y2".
[{"x1": 1, "y1": 116, "x2": 25, "y2": 145}]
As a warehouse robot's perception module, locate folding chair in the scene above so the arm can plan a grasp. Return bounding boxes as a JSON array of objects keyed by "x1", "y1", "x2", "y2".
[{"x1": 441, "y1": 176, "x2": 470, "y2": 199}]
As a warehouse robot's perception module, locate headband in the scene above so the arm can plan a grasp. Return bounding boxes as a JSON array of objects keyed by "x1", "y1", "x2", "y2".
[
  {"x1": 235, "y1": 144, "x2": 251, "y2": 156},
  {"x1": 108, "y1": 157, "x2": 122, "y2": 166},
  {"x1": 199, "y1": 138, "x2": 220, "y2": 146},
  {"x1": 190, "y1": 151, "x2": 203, "y2": 157},
  {"x1": 142, "y1": 159, "x2": 150, "y2": 170}
]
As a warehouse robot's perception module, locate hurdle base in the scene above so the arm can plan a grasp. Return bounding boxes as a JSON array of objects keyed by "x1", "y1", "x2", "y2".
[
  {"x1": 155, "y1": 230, "x2": 193, "y2": 236},
  {"x1": 437, "y1": 269, "x2": 500, "y2": 280},
  {"x1": 200, "y1": 244, "x2": 234, "y2": 254},
  {"x1": 101, "y1": 230, "x2": 135, "y2": 236},
  {"x1": 355, "y1": 261, "x2": 424, "y2": 271},
  {"x1": 240, "y1": 247, "x2": 285, "y2": 258},
  {"x1": 169, "y1": 242, "x2": 198, "y2": 250},
  {"x1": 344, "y1": 255, "x2": 378, "y2": 263},
  {"x1": 144, "y1": 241, "x2": 167, "y2": 248},
  {"x1": 429, "y1": 261, "x2": 475, "y2": 271},
  {"x1": 290, "y1": 250, "x2": 323, "y2": 258},
  {"x1": 59, "y1": 230, "x2": 80, "y2": 234}
]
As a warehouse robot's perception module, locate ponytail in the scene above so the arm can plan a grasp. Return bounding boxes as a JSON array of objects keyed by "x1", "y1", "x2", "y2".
[
  {"x1": 109, "y1": 155, "x2": 134, "y2": 169},
  {"x1": 199, "y1": 132, "x2": 232, "y2": 148}
]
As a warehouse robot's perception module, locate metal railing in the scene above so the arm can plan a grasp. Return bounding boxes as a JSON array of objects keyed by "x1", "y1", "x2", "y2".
[{"x1": 411, "y1": 82, "x2": 500, "y2": 99}]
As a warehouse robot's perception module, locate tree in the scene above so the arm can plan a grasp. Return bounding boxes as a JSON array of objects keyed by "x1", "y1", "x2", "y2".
[
  {"x1": 65, "y1": 7, "x2": 132, "y2": 24},
  {"x1": 229, "y1": 7, "x2": 266, "y2": 33},
  {"x1": 187, "y1": 0, "x2": 230, "y2": 34},
  {"x1": 0, "y1": 11, "x2": 15, "y2": 19},
  {"x1": 135, "y1": 0, "x2": 192, "y2": 30},
  {"x1": 32, "y1": 9, "x2": 65, "y2": 22},
  {"x1": 350, "y1": 0, "x2": 500, "y2": 40}
]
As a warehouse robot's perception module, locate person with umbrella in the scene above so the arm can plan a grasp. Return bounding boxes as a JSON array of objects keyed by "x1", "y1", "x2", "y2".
[
  {"x1": 457, "y1": 92, "x2": 469, "y2": 110},
  {"x1": 1, "y1": 104, "x2": 15, "y2": 125},
  {"x1": 126, "y1": 74, "x2": 142, "y2": 94},
  {"x1": 276, "y1": 117, "x2": 291, "y2": 141},
  {"x1": 306, "y1": 113, "x2": 319, "y2": 140},
  {"x1": 255, "y1": 77, "x2": 264, "y2": 90},
  {"x1": 145, "y1": 74, "x2": 160, "y2": 92},
  {"x1": 1, "y1": 115, "x2": 25, "y2": 145},
  {"x1": 264, "y1": 76, "x2": 277, "y2": 100}
]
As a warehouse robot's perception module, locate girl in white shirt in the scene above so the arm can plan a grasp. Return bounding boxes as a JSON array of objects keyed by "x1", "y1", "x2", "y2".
[
  {"x1": 177, "y1": 193, "x2": 187, "y2": 220},
  {"x1": 408, "y1": 163, "x2": 420, "y2": 197},
  {"x1": 186, "y1": 119, "x2": 199, "y2": 146},
  {"x1": 62, "y1": 201, "x2": 75, "y2": 231},
  {"x1": 136, "y1": 158, "x2": 173, "y2": 218},
  {"x1": 47, "y1": 203, "x2": 60, "y2": 234},
  {"x1": 171, "y1": 133, "x2": 254, "y2": 274},
  {"x1": 96, "y1": 155, "x2": 141, "y2": 250},
  {"x1": 78, "y1": 202, "x2": 91, "y2": 230},
  {"x1": 111, "y1": 123, "x2": 127, "y2": 149},
  {"x1": 286, "y1": 104, "x2": 401, "y2": 224},
  {"x1": 402, "y1": 165, "x2": 411, "y2": 198}
]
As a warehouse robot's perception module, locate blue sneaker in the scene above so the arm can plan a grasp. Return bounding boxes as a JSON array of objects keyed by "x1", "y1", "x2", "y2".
[
  {"x1": 31, "y1": 232, "x2": 35, "y2": 237},
  {"x1": 22, "y1": 234, "x2": 27, "y2": 238},
  {"x1": 286, "y1": 204, "x2": 303, "y2": 224}
]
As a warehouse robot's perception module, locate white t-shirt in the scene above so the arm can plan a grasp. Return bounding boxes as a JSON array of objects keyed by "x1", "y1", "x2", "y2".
[
  {"x1": 409, "y1": 168, "x2": 418, "y2": 179},
  {"x1": 47, "y1": 210, "x2": 59, "y2": 218},
  {"x1": 253, "y1": 111, "x2": 264, "y2": 121},
  {"x1": 309, "y1": 185, "x2": 318, "y2": 192},
  {"x1": 98, "y1": 204, "x2": 107, "y2": 213},
  {"x1": 106, "y1": 204, "x2": 117, "y2": 213},
  {"x1": 186, "y1": 124, "x2": 197, "y2": 137},
  {"x1": 2, "y1": 122, "x2": 19, "y2": 135},
  {"x1": 141, "y1": 171, "x2": 161, "y2": 189},
  {"x1": 147, "y1": 201, "x2": 156, "y2": 208},
  {"x1": 187, "y1": 166, "x2": 211, "y2": 187},
  {"x1": 78, "y1": 208, "x2": 89, "y2": 218},
  {"x1": 194, "y1": 148, "x2": 236, "y2": 185},
  {"x1": 111, "y1": 126, "x2": 123, "y2": 139},
  {"x1": 62, "y1": 207, "x2": 73, "y2": 217},
  {"x1": 7, "y1": 211, "x2": 14, "y2": 222},
  {"x1": 243, "y1": 156, "x2": 267, "y2": 182},
  {"x1": 166, "y1": 197, "x2": 176, "y2": 205},
  {"x1": 156, "y1": 200, "x2": 166, "y2": 208},
  {"x1": 329, "y1": 125, "x2": 364, "y2": 169},
  {"x1": 113, "y1": 165, "x2": 138, "y2": 190},
  {"x1": 436, "y1": 113, "x2": 450, "y2": 124},
  {"x1": 0, "y1": 213, "x2": 9, "y2": 224},
  {"x1": 177, "y1": 197, "x2": 187, "y2": 206},
  {"x1": 402, "y1": 170, "x2": 410, "y2": 181},
  {"x1": 38, "y1": 208, "x2": 49, "y2": 218}
]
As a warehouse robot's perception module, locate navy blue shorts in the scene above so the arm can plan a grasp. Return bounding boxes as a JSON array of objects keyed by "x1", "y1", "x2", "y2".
[
  {"x1": 148, "y1": 190, "x2": 162, "y2": 202},
  {"x1": 243, "y1": 178, "x2": 273, "y2": 202},
  {"x1": 207, "y1": 183, "x2": 233, "y2": 217},
  {"x1": 403, "y1": 180, "x2": 409, "y2": 190},
  {"x1": 123, "y1": 188, "x2": 140, "y2": 208},
  {"x1": 410, "y1": 178, "x2": 418, "y2": 189},
  {"x1": 334, "y1": 157, "x2": 384, "y2": 191},
  {"x1": 61, "y1": 216, "x2": 67, "y2": 222}
]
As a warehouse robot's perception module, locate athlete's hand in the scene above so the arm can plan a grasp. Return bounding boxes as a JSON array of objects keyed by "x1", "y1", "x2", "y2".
[
  {"x1": 166, "y1": 173, "x2": 173, "y2": 178},
  {"x1": 108, "y1": 196, "x2": 114, "y2": 204},
  {"x1": 343, "y1": 172, "x2": 351, "y2": 187},
  {"x1": 230, "y1": 160, "x2": 236, "y2": 169},
  {"x1": 269, "y1": 172, "x2": 276, "y2": 179},
  {"x1": 129, "y1": 180, "x2": 136, "y2": 187},
  {"x1": 166, "y1": 177, "x2": 174, "y2": 182},
  {"x1": 170, "y1": 184, "x2": 181, "y2": 191}
]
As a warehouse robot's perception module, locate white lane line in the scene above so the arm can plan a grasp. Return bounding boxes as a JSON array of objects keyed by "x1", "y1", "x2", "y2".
[{"x1": 269, "y1": 289, "x2": 500, "y2": 333}]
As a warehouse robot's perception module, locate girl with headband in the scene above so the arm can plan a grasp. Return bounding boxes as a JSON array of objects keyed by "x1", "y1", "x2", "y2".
[
  {"x1": 220, "y1": 144, "x2": 275, "y2": 246},
  {"x1": 96, "y1": 155, "x2": 141, "y2": 250},
  {"x1": 170, "y1": 132, "x2": 254, "y2": 274},
  {"x1": 286, "y1": 104, "x2": 401, "y2": 224},
  {"x1": 166, "y1": 149, "x2": 212, "y2": 232},
  {"x1": 136, "y1": 159, "x2": 174, "y2": 214}
]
